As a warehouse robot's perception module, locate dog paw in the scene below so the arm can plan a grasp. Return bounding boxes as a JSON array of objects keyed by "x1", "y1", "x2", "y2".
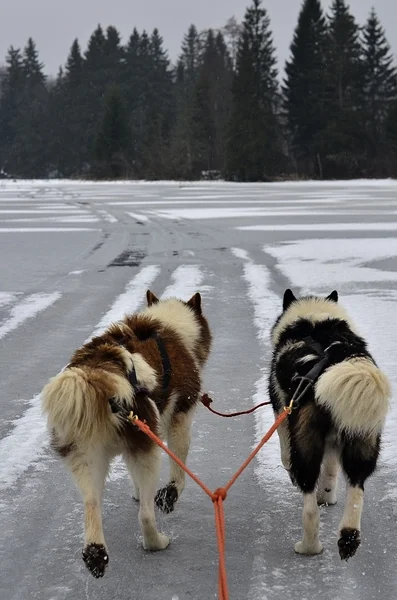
[
  {"x1": 82, "y1": 543, "x2": 109, "y2": 578},
  {"x1": 294, "y1": 540, "x2": 323, "y2": 555},
  {"x1": 143, "y1": 532, "x2": 170, "y2": 551},
  {"x1": 338, "y1": 528, "x2": 361, "y2": 561},
  {"x1": 155, "y1": 482, "x2": 179, "y2": 513}
]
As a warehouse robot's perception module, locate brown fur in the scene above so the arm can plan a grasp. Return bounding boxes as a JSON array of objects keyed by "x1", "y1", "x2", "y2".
[{"x1": 41, "y1": 290, "x2": 212, "y2": 578}]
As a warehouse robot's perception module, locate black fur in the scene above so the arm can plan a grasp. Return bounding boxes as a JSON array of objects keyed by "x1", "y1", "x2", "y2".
[
  {"x1": 269, "y1": 290, "x2": 383, "y2": 559},
  {"x1": 338, "y1": 528, "x2": 361, "y2": 560},
  {"x1": 82, "y1": 543, "x2": 109, "y2": 578},
  {"x1": 155, "y1": 481, "x2": 179, "y2": 513},
  {"x1": 269, "y1": 301, "x2": 379, "y2": 492}
]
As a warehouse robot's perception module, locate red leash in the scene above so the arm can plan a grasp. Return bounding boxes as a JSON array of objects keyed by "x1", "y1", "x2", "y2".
[{"x1": 201, "y1": 393, "x2": 271, "y2": 418}]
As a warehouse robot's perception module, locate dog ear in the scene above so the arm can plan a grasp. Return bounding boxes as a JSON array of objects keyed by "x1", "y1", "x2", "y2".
[
  {"x1": 326, "y1": 290, "x2": 338, "y2": 303},
  {"x1": 146, "y1": 290, "x2": 159, "y2": 306},
  {"x1": 283, "y1": 289, "x2": 296, "y2": 311},
  {"x1": 187, "y1": 292, "x2": 202, "y2": 315}
]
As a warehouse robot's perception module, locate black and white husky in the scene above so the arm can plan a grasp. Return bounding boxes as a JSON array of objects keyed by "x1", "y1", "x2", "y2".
[{"x1": 269, "y1": 289, "x2": 391, "y2": 560}]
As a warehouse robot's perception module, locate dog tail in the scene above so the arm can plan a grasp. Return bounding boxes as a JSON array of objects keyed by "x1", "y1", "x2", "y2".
[
  {"x1": 315, "y1": 357, "x2": 391, "y2": 436},
  {"x1": 42, "y1": 366, "x2": 132, "y2": 442}
]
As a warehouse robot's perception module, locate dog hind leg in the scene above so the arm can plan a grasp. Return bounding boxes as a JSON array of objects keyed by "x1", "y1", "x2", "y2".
[
  {"x1": 124, "y1": 446, "x2": 170, "y2": 551},
  {"x1": 317, "y1": 451, "x2": 339, "y2": 506},
  {"x1": 338, "y1": 435, "x2": 379, "y2": 560},
  {"x1": 290, "y1": 405, "x2": 326, "y2": 555},
  {"x1": 155, "y1": 407, "x2": 195, "y2": 514},
  {"x1": 295, "y1": 492, "x2": 323, "y2": 555},
  {"x1": 66, "y1": 446, "x2": 110, "y2": 578}
]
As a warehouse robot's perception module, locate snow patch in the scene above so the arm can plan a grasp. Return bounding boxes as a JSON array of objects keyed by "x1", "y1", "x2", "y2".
[
  {"x1": 162, "y1": 265, "x2": 210, "y2": 300},
  {"x1": 0, "y1": 227, "x2": 100, "y2": 233},
  {"x1": 231, "y1": 248, "x2": 285, "y2": 484},
  {"x1": 264, "y1": 238, "x2": 397, "y2": 289},
  {"x1": 0, "y1": 292, "x2": 61, "y2": 340},
  {"x1": 127, "y1": 211, "x2": 150, "y2": 222},
  {"x1": 238, "y1": 222, "x2": 397, "y2": 232}
]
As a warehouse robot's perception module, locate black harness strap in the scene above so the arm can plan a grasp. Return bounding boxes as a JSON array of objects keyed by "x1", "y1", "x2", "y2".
[
  {"x1": 290, "y1": 336, "x2": 332, "y2": 409},
  {"x1": 152, "y1": 332, "x2": 171, "y2": 391}
]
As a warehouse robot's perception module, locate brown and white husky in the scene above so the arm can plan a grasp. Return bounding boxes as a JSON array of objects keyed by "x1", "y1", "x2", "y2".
[{"x1": 42, "y1": 290, "x2": 212, "y2": 578}]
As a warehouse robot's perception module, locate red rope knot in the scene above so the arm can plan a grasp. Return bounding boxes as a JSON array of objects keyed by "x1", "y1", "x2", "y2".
[
  {"x1": 212, "y1": 487, "x2": 227, "y2": 502},
  {"x1": 201, "y1": 393, "x2": 213, "y2": 408}
]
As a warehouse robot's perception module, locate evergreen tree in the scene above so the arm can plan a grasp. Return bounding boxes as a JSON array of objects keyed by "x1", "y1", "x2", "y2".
[
  {"x1": 226, "y1": 0, "x2": 284, "y2": 181},
  {"x1": 178, "y1": 24, "x2": 201, "y2": 92},
  {"x1": 103, "y1": 26, "x2": 124, "y2": 86},
  {"x1": 169, "y1": 25, "x2": 202, "y2": 178},
  {"x1": 81, "y1": 25, "x2": 107, "y2": 165},
  {"x1": 139, "y1": 29, "x2": 175, "y2": 178},
  {"x1": 386, "y1": 99, "x2": 397, "y2": 174},
  {"x1": 0, "y1": 47, "x2": 25, "y2": 173},
  {"x1": 283, "y1": 0, "x2": 329, "y2": 176},
  {"x1": 6, "y1": 39, "x2": 48, "y2": 177},
  {"x1": 320, "y1": 0, "x2": 367, "y2": 177},
  {"x1": 327, "y1": 0, "x2": 364, "y2": 110},
  {"x1": 362, "y1": 9, "x2": 397, "y2": 158},
  {"x1": 49, "y1": 39, "x2": 86, "y2": 175},
  {"x1": 189, "y1": 30, "x2": 233, "y2": 177},
  {"x1": 122, "y1": 28, "x2": 141, "y2": 171},
  {"x1": 94, "y1": 86, "x2": 130, "y2": 178}
]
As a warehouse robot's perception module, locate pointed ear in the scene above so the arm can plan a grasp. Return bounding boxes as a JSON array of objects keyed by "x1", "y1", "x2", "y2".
[
  {"x1": 146, "y1": 290, "x2": 159, "y2": 306},
  {"x1": 326, "y1": 290, "x2": 338, "y2": 303},
  {"x1": 283, "y1": 289, "x2": 296, "y2": 311},
  {"x1": 187, "y1": 292, "x2": 202, "y2": 315}
]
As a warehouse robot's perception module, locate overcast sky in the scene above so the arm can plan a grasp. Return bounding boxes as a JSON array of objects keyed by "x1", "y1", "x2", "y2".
[{"x1": 0, "y1": 0, "x2": 394, "y2": 77}]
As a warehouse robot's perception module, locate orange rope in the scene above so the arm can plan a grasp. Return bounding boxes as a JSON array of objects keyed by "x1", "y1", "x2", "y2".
[{"x1": 129, "y1": 408, "x2": 290, "y2": 600}]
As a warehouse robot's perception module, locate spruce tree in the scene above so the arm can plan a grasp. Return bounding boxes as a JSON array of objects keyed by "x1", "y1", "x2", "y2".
[
  {"x1": 82, "y1": 25, "x2": 107, "y2": 165},
  {"x1": 50, "y1": 39, "x2": 86, "y2": 175},
  {"x1": 321, "y1": 0, "x2": 367, "y2": 177},
  {"x1": 178, "y1": 25, "x2": 201, "y2": 92},
  {"x1": 140, "y1": 29, "x2": 175, "y2": 178},
  {"x1": 189, "y1": 30, "x2": 233, "y2": 177},
  {"x1": 226, "y1": 0, "x2": 283, "y2": 181},
  {"x1": 283, "y1": 0, "x2": 329, "y2": 176},
  {"x1": 169, "y1": 25, "x2": 202, "y2": 178},
  {"x1": 0, "y1": 47, "x2": 25, "y2": 173},
  {"x1": 6, "y1": 39, "x2": 48, "y2": 177},
  {"x1": 362, "y1": 9, "x2": 397, "y2": 153},
  {"x1": 94, "y1": 86, "x2": 130, "y2": 178}
]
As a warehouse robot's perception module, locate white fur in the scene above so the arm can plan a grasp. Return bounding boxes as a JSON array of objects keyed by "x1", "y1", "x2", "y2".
[
  {"x1": 298, "y1": 353, "x2": 318, "y2": 365},
  {"x1": 130, "y1": 353, "x2": 158, "y2": 392},
  {"x1": 295, "y1": 492, "x2": 323, "y2": 555},
  {"x1": 315, "y1": 357, "x2": 391, "y2": 436},
  {"x1": 123, "y1": 448, "x2": 170, "y2": 550},
  {"x1": 64, "y1": 444, "x2": 112, "y2": 548},
  {"x1": 270, "y1": 373, "x2": 291, "y2": 471},
  {"x1": 272, "y1": 297, "x2": 357, "y2": 346},
  {"x1": 166, "y1": 407, "x2": 196, "y2": 495},
  {"x1": 339, "y1": 486, "x2": 363, "y2": 533},
  {"x1": 42, "y1": 368, "x2": 132, "y2": 443},
  {"x1": 317, "y1": 451, "x2": 339, "y2": 505},
  {"x1": 142, "y1": 299, "x2": 200, "y2": 358}
]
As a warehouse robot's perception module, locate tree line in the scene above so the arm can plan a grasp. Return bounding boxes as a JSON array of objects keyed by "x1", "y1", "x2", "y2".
[{"x1": 0, "y1": 0, "x2": 396, "y2": 181}]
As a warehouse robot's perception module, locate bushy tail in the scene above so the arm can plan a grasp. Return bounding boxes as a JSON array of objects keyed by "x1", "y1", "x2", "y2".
[
  {"x1": 41, "y1": 366, "x2": 132, "y2": 442},
  {"x1": 315, "y1": 357, "x2": 391, "y2": 436}
]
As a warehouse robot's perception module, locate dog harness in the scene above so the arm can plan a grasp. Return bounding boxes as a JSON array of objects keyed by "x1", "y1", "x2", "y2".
[
  {"x1": 290, "y1": 336, "x2": 335, "y2": 409},
  {"x1": 120, "y1": 332, "x2": 171, "y2": 394}
]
